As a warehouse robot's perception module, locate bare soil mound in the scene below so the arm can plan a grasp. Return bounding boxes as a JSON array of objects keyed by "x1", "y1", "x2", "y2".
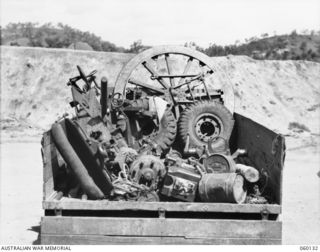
[{"x1": 1, "y1": 46, "x2": 319, "y2": 145}]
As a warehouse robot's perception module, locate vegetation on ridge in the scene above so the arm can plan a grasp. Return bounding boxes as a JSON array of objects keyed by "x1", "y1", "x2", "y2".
[{"x1": 1, "y1": 22, "x2": 320, "y2": 62}]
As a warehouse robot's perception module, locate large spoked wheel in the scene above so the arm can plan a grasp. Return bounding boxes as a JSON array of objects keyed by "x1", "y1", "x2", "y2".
[{"x1": 113, "y1": 45, "x2": 235, "y2": 116}]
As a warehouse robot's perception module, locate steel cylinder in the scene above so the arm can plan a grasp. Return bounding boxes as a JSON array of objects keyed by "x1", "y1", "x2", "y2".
[
  {"x1": 203, "y1": 153, "x2": 236, "y2": 173},
  {"x1": 198, "y1": 173, "x2": 247, "y2": 203},
  {"x1": 100, "y1": 77, "x2": 108, "y2": 118}
]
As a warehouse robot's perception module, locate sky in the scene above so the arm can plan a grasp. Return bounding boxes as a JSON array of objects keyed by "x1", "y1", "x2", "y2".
[{"x1": 1, "y1": 0, "x2": 319, "y2": 48}]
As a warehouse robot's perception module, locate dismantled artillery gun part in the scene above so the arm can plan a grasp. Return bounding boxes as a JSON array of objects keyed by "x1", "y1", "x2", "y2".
[
  {"x1": 111, "y1": 45, "x2": 235, "y2": 156},
  {"x1": 52, "y1": 66, "x2": 161, "y2": 201}
]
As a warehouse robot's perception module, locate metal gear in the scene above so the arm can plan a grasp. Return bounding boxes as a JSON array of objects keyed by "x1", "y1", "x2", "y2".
[{"x1": 129, "y1": 155, "x2": 166, "y2": 188}]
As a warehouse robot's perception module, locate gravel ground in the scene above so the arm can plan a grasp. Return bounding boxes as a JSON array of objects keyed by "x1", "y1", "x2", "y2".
[{"x1": 0, "y1": 141, "x2": 319, "y2": 244}]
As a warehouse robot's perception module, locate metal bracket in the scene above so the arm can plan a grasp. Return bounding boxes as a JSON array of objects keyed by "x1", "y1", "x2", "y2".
[
  {"x1": 54, "y1": 208, "x2": 62, "y2": 217},
  {"x1": 158, "y1": 208, "x2": 166, "y2": 219},
  {"x1": 261, "y1": 209, "x2": 270, "y2": 220}
]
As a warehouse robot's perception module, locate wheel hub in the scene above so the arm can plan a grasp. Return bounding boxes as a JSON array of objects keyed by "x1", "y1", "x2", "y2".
[{"x1": 194, "y1": 114, "x2": 221, "y2": 142}]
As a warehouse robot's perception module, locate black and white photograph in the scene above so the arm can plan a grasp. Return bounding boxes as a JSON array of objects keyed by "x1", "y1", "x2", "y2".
[{"x1": 0, "y1": 0, "x2": 319, "y2": 247}]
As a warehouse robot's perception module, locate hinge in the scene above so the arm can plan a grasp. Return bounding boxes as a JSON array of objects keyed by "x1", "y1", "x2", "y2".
[
  {"x1": 261, "y1": 209, "x2": 270, "y2": 220},
  {"x1": 158, "y1": 207, "x2": 166, "y2": 219}
]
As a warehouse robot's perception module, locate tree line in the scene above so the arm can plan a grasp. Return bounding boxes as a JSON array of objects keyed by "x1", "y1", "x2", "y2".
[{"x1": 1, "y1": 22, "x2": 319, "y2": 62}]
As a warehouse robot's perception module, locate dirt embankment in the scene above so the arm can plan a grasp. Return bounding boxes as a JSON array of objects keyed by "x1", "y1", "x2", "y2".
[
  {"x1": 0, "y1": 46, "x2": 133, "y2": 141},
  {"x1": 1, "y1": 46, "x2": 319, "y2": 146}
]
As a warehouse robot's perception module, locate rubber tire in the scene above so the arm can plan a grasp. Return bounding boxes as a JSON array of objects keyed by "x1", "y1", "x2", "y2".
[
  {"x1": 129, "y1": 98, "x2": 177, "y2": 152},
  {"x1": 178, "y1": 100, "x2": 234, "y2": 150},
  {"x1": 154, "y1": 109, "x2": 177, "y2": 151}
]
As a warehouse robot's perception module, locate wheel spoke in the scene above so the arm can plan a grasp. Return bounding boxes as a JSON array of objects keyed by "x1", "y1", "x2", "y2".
[
  {"x1": 163, "y1": 54, "x2": 179, "y2": 118},
  {"x1": 142, "y1": 61, "x2": 170, "y2": 89},
  {"x1": 128, "y1": 78, "x2": 165, "y2": 94},
  {"x1": 151, "y1": 74, "x2": 199, "y2": 78},
  {"x1": 165, "y1": 54, "x2": 175, "y2": 87},
  {"x1": 173, "y1": 73, "x2": 202, "y2": 90},
  {"x1": 177, "y1": 57, "x2": 193, "y2": 86},
  {"x1": 199, "y1": 63, "x2": 213, "y2": 100}
]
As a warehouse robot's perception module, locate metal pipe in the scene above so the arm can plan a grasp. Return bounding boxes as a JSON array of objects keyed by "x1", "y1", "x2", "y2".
[
  {"x1": 51, "y1": 122, "x2": 105, "y2": 199},
  {"x1": 100, "y1": 77, "x2": 108, "y2": 118}
]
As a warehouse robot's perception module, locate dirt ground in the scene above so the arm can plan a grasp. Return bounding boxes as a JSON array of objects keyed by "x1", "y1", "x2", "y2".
[{"x1": 0, "y1": 140, "x2": 319, "y2": 244}]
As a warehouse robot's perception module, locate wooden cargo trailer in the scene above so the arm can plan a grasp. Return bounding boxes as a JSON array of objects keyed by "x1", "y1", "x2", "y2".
[{"x1": 40, "y1": 112, "x2": 285, "y2": 245}]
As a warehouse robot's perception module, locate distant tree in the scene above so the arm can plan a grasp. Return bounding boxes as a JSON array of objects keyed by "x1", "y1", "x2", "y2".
[
  {"x1": 310, "y1": 52, "x2": 317, "y2": 59},
  {"x1": 234, "y1": 40, "x2": 240, "y2": 45},
  {"x1": 282, "y1": 51, "x2": 289, "y2": 60},
  {"x1": 290, "y1": 30, "x2": 298, "y2": 38},
  {"x1": 126, "y1": 40, "x2": 150, "y2": 53},
  {"x1": 204, "y1": 44, "x2": 226, "y2": 56},
  {"x1": 299, "y1": 41, "x2": 307, "y2": 52},
  {"x1": 184, "y1": 42, "x2": 204, "y2": 52},
  {"x1": 101, "y1": 41, "x2": 120, "y2": 52},
  {"x1": 68, "y1": 42, "x2": 93, "y2": 51},
  {"x1": 248, "y1": 36, "x2": 258, "y2": 43},
  {"x1": 265, "y1": 49, "x2": 272, "y2": 59}
]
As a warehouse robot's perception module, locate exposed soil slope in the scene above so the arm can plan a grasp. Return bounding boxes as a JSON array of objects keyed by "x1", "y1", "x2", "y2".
[{"x1": 1, "y1": 46, "x2": 319, "y2": 143}]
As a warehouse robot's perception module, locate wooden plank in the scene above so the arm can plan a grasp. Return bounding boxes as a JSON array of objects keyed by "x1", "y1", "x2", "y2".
[
  {"x1": 43, "y1": 199, "x2": 281, "y2": 214},
  {"x1": 41, "y1": 234, "x2": 281, "y2": 245},
  {"x1": 42, "y1": 128, "x2": 67, "y2": 201},
  {"x1": 41, "y1": 217, "x2": 281, "y2": 239},
  {"x1": 43, "y1": 143, "x2": 59, "y2": 183},
  {"x1": 41, "y1": 131, "x2": 52, "y2": 148},
  {"x1": 43, "y1": 177, "x2": 54, "y2": 201},
  {"x1": 42, "y1": 130, "x2": 66, "y2": 183},
  {"x1": 43, "y1": 141, "x2": 60, "y2": 200},
  {"x1": 42, "y1": 133, "x2": 53, "y2": 183}
]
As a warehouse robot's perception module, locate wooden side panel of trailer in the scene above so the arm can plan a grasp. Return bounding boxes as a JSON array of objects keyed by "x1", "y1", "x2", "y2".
[
  {"x1": 40, "y1": 113, "x2": 285, "y2": 245},
  {"x1": 41, "y1": 217, "x2": 281, "y2": 245}
]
